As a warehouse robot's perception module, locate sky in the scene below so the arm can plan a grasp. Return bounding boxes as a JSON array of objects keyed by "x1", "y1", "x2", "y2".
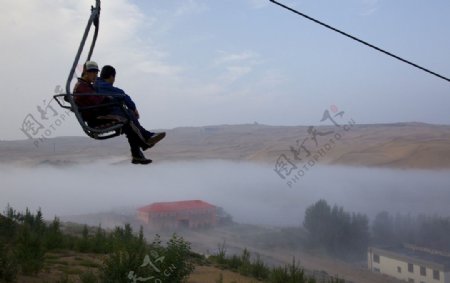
[{"x1": 1, "y1": 0, "x2": 450, "y2": 140}]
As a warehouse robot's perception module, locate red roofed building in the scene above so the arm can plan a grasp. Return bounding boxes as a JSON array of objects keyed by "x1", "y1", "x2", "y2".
[{"x1": 137, "y1": 200, "x2": 217, "y2": 229}]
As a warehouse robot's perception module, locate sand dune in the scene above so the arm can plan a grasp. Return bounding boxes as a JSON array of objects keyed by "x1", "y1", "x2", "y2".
[{"x1": 1, "y1": 122, "x2": 450, "y2": 169}]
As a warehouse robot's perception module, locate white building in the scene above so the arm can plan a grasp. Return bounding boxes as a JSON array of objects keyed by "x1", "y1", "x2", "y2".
[{"x1": 368, "y1": 247, "x2": 450, "y2": 283}]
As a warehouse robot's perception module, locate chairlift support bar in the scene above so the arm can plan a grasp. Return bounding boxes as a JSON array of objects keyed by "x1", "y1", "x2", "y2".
[
  {"x1": 65, "y1": 0, "x2": 100, "y2": 96},
  {"x1": 54, "y1": 0, "x2": 126, "y2": 139}
]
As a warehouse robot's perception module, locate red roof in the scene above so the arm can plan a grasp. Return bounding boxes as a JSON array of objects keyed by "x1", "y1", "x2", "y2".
[{"x1": 138, "y1": 200, "x2": 215, "y2": 213}]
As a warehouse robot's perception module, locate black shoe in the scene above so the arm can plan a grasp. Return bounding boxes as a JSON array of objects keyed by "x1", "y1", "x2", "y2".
[
  {"x1": 131, "y1": 156, "x2": 152, "y2": 165},
  {"x1": 144, "y1": 132, "x2": 166, "y2": 149}
]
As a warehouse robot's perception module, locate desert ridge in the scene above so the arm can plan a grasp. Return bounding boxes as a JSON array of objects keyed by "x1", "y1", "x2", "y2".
[{"x1": 1, "y1": 122, "x2": 450, "y2": 169}]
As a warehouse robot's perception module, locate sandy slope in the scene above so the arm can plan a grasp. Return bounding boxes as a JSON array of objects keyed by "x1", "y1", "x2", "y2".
[{"x1": 2, "y1": 122, "x2": 450, "y2": 169}]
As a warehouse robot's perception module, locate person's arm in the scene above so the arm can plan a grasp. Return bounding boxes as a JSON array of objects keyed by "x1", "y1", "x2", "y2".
[
  {"x1": 122, "y1": 94, "x2": 136, "y2": 112},
  {"x1": 95, "y1": 81, "x2": 138, "y2": 112},
  {"x1": 102, "y1": 84, "x2": 137, "y2": 111}
]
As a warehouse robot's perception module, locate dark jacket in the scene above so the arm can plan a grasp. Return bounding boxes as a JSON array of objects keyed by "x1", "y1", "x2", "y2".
[
  {"x1": 73, "y1": 78, "x2": 104, "y2": 106},
  {"x1": 93, "y1": 78, "x2": 136, "y2": 111},
  {"x1": 73, "y1": 78, "x2": 105, "y2": 121}
]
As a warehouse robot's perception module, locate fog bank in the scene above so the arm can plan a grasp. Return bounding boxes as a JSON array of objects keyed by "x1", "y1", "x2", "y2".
[{"x1": 1, "y1": 160, "x2": 449, "y2": 226}]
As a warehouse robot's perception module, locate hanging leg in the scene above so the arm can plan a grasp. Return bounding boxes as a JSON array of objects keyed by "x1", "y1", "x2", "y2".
[{"x1": 122, "y1": 123, "x2": 152, "y2": 165}]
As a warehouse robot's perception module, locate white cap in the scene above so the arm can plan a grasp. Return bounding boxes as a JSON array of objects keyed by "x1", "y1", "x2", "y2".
[{"x1": 85, "y1": 61, "x2": 99, "y2": 72}]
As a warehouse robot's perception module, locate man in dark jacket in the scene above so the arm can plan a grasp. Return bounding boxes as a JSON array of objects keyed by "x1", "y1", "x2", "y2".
[
  {"x1": 73, "y1": 61, "x2": 104, "y2": 121},
  {"x1": 74, "y1": 61, "x2": 165, "y2": 164}
]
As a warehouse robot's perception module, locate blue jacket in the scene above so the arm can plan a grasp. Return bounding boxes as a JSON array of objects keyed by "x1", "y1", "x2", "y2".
[{"x1": 94, "y1": 78, "x2": 136, "y2": 111}]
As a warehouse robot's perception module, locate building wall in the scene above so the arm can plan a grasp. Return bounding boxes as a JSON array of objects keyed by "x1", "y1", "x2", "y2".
[
  {"x1": 137, "y1": 211, "x2": 150, "y2": 224},
  {"x1": 368, "y1": 249, "x2": 447, "y2": 283},
  {"x1": 139, "y1": 207, "x2": 216, "y2": 229}
]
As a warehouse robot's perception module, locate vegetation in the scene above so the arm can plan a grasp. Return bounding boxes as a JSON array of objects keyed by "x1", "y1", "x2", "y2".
[
  {"x1": 1, "y1": 205, "x2": 345, "y2": 282},
  {"x1": 0, "y1": 205, "x2": 194, "y2": 282},
  {"x1": 209, "y1": 241, "x2": 344, "y2": 283},
  {"x1": 372, "y1": 211, "x2": 450, "y2": 252},
  {"x1": 6, "y1": 200, "x2": 447, "y2": 282},
  {"x1": 303, "y1": 200, "x2": 369, "y2": 259}
]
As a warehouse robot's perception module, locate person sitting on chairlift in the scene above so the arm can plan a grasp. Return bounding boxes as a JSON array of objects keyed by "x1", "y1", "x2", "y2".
[{"x1": 73, "y1": 61, "x2": 165, "y2": 165}]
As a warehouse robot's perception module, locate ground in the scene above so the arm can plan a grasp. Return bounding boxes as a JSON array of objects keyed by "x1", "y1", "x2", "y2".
[
  {"x1": 15, "y1": 250, "x2": 260, "y2": 283},
  {"x1": 188, "y1": 265, "x2": 261, "y2": 283}
]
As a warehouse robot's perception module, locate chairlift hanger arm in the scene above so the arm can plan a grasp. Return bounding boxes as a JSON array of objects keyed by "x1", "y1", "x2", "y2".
[{"x1": 65, "y1": 0, "x2": 101, "y2": 96}]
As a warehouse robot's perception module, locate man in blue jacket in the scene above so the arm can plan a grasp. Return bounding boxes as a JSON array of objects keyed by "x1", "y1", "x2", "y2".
[{"x1": 94, "y1": 65, "x2": 165, "y2": 164}]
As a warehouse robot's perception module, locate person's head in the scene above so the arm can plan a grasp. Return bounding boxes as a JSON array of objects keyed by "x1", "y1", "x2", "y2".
[
  {"x1": 100, "y1": 65, "x2": 116, "y2": 84},
  {"x1": 82, "y1": 61, "x2": 99, "y2": 83}
]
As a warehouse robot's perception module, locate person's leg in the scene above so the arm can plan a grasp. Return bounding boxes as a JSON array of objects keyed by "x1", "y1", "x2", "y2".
[
  {"x1": 118, "y1": 109, "x2": 166, "y2": 149},
  {"x1": 107, "y1": 105, "x2": 152, "y2": 137},
  {"x1": 107, "y1": 104, "x2": 166, "y2": 149},
  {"x1": 122, "y1": 123, "x2": 152, "y2": 164}
]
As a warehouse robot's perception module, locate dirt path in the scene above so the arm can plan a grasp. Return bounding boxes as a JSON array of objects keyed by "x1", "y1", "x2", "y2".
[{"x1": 154, "y1": 225, "x2": 405, "y2": 283}]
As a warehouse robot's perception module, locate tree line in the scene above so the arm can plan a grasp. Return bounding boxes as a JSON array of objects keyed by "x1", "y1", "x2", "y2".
[
  {"x1": 303, "y1": 200, "x2": 450, "y2": 259},
  {"x1": 0, "y1": 205, "x2": 193, "y2": 282},
  {"x1": 303, "y1": 199, "x2": 369, "y2": 259},
  {"x1": 372, "y1": 211, "x2": 450, "y2": 252}
]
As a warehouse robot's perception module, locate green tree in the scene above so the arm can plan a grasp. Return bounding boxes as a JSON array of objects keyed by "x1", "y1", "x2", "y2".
[
  {"x1": 0, "y1": 239, "x2": 17, "y2": 282},
  {"x1": 15, "y1": 224, "x2": 44, "y2": 275},
  {"x1": 100, "y1": 225, "x2": 151, "y2": 283},
  {"x1": 303, "y1": 200, "x2": 332, "y2": 247},
  {"x1": 45, "y1": 217, "x2": 64, "y2": 250},
  {"x1": 159, "y1": 234, "x2": 195, "y2": 282},
  {"x1": 92, "y1": 225, "x2": 109, "y2": 254},
  {"x1": 303, "y1": 200, "x2": 369, "y2": 257},
  {"x1": 372, "y1": 211, "x2": 395, "y2": 244},
  {"x1": 77, "y1": 224, "x2": 91, "y2": 252},
  {"x1": 350, "y1": 213, "x2": 369, "y2": 255}
]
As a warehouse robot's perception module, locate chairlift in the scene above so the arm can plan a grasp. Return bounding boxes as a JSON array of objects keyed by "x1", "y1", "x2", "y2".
[{"x1": 53, "y1": 0, "x2": 128, "y2": 139}]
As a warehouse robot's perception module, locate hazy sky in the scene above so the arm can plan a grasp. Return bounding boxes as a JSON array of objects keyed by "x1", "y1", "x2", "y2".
[{"x1": 1, "y1": 0, "x2": 450, "y2": 140}]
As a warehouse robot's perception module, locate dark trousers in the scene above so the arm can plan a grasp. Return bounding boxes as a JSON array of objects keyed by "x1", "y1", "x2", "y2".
[
  {"x1": 121, "y1": 110, "x2": 153, "y2": 157},
  {"x1": 87, "y1": 104, "x2": 153, "y2": 158}
]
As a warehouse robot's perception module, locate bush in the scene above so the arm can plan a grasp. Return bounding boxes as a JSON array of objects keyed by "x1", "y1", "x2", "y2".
[
  {"x1": 237, "y1": 248, "x2": 251, "y2": 276},
  {"x1": 100, "y1": 228, "x2": 194, "y2": 283},
  {"x1": 250, "y1": 255, "x2": 269, "y2": 280},
  {"x1": 269, "y1": 258, "x2": 314, "y2": 283},
  {"x1": 0, "y1": 239, "x2": 18, "y2": 282}
]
